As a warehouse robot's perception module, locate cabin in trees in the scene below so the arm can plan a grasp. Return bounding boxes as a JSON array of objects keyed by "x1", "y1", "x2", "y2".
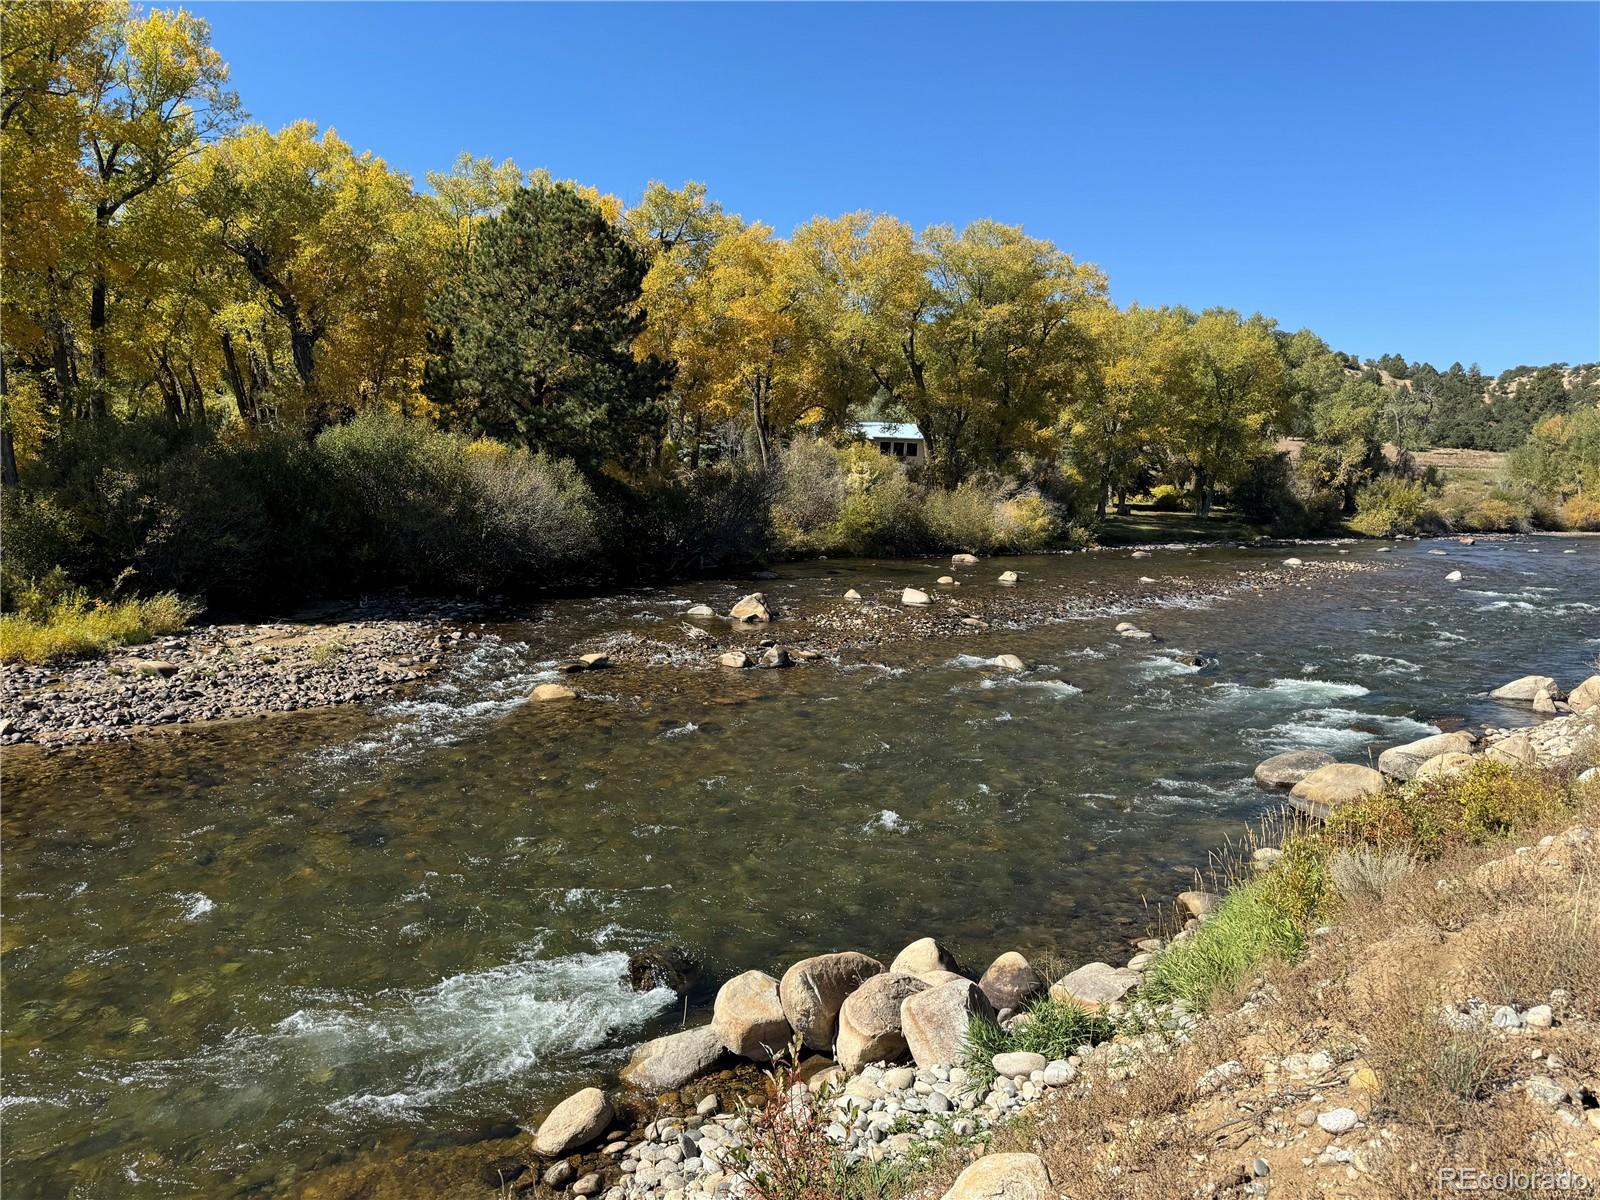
[{"x1": 857, "y1": 421, "x2": 926, "y2": 460}]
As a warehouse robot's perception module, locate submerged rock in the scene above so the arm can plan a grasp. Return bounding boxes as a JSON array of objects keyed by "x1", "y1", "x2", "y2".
[
  {"x1": 531, "y1": 682, "x2": 577, "y2": 702},
  {"x1": 627, "y1": 944, "x2": 702, "y2": 994}
]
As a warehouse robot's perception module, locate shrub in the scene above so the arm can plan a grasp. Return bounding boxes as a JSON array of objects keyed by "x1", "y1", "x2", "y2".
[
  {"x1": 991, "y1": 493, "x2": 1061, "y2": 551},
  {"x1": 1325, "y1": 788, "x2": 1446, "y2": 857},
  {"x1": 1329, "y1": 847, "x2": 1417, "y2": 903},
  {"x1": 1261, "y1": 833, "x2": 1332, "y2": 928},
  {"x1": 724, "y1": 1039, "x2": 846, "y2": 1200},
  {"x1": 924, "y1": 480, "x2": 1001, "y2": 554},
  {"x1": 460, "y1": 442, "x2": 601, "y2": 587},
  {"x1": 771, "y1": 438, "x2": 848, "y2": 554},
  {"x1": 961, "y1": 997, "x2": 1114, "y2": 1091},
  {"x1": 1142, "y1": 876, "x2": 1307, "y2": 1008},
  {"x1": 829, "y1": 446, "x2": 927, "y2": 555},
  {"x1": 1406, "y1": 760, "x2": 1574, "y2": 845},
  {"x1": 1559, "y1": 492, "x2": 1600, "y2": 531},
  {"x1": 1350, "y1": 476, "x2": 1447, "y2": 537},
  {"x1": 0, "y1": 579, "x2": 198, "y2": 663},
  {"x1": 1149, "y1": 485, "x2": 1185, "y2": 513},
  {"x1": 1459, "y1": 493, "x2": 1531, "y2": 532}
]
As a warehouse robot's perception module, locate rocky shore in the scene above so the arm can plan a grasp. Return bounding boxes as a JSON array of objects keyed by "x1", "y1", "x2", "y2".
[{"x1": 0, "y1": 597, "x2": 485, "y2": 747}]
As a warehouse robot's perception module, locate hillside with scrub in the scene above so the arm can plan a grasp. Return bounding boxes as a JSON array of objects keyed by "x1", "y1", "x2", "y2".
[{"x1": 2, "y1": 0, "x2": 1598, "y2": 660}]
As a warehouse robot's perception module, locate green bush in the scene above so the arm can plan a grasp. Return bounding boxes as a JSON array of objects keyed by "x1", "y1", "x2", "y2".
[
  {"x1": 961, "y1": 997, "x2": 1114, "y2": 1090},
  {"x1": 1149, "y1": 485, "x2": 1185, "y2": 513},
  {"x1": 1350, "y1": 476, "x2": 1447, "y2": 537},
  {"x1": 1141, "y1": 876, "x2": 1307, "y2": 1009},
  {"x1": 770, "y1": 438, "x2": 848, "y2": 554}
]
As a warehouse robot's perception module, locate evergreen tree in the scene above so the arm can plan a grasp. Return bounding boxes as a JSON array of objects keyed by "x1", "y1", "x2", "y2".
[{"x1": 424, "y1": 184, "x2": 671, "y2": 470}]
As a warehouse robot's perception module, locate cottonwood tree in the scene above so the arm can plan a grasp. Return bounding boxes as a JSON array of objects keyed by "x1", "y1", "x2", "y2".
[
  {"x1": 423, "y1": 184, "x2": 670, "y2": 470},
  {"x1": 1163, "y1": 309, "x2": 1288, "y2": 516}
]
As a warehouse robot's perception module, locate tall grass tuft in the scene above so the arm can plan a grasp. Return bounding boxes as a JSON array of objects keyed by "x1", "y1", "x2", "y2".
[
  {"x1": 0, "y1": 582, "x2": 198, "y2": 663},
  {"x1": 1141, "y1": 877, "x2": 1307, "y2": 1010}
]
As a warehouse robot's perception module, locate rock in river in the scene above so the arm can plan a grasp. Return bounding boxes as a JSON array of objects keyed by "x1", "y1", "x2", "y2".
[
  {"x1": 729, "y1": 593, "x2": 772, "y2": 623},
  {"x1": 531, "y1": 683, "x2": 577, "y2": 702},
  {"x1": 711, "y1": 969, "x2": 790, "y2": 1060},
  {"x1": 779, "y1": 951, "x2": 885, "y2": 1052},
  {"x1": 1253, "y1": 749, "x2": 1335, "y2": 790},
  {"x1": 1289, "y1": 763, "x2": 1385, "y2": 819},
  {"x1": 627, "y1": 943, "x2": 701, "y2": 993},
  {"x1": 534, "y1": 1087, "x2": 613, "y2": 1156},
  {"x1": 991, "y1": 654, "x2": 1026, "y2": 672},
  {"x1": 1377, "y1": 730, "x2": 1478, "y2": 781},
  {"x1": 718, "y1": 651, "x2": 752, "y2": 669},
  {"x1": 1568, "y1": 674, "x2": 1600, "y2": 713},
  {"x1": 620, "y1": 1025, "x2": 726, "y2": 1092},
  {"x1": 952, "y1": 553, "x2": 980, "y2": 565},
  {"x1": 1489, "y1": 674, "x2": 1562, "y2": 702},
  {"x1": 901, "y1": 587, "x2": 932, "y2": 606}
]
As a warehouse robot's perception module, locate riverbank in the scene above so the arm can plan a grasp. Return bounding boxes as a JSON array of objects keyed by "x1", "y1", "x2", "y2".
[
  {"x1": 284, "y1": 682, "x2": 1600, "y2": 1200},
  {"x1": 0, "y1": 546, "x2": 1379, "y2": 747}
]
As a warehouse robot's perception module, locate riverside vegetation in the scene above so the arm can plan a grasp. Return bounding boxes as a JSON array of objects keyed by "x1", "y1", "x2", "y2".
[
  {"x1": 4, "y1": 4, "x2": 1600, "y2": 665},
  {"x1": 287, "y1": 670, "x2": 1600, "y2": 1200}
]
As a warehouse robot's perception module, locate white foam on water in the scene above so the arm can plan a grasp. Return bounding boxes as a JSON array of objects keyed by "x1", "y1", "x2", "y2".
[
  {"x1": 176, "y1": 892, "x2": 215, "y2": 921},
  {"x1": 972, "y1": 677, "x2": 1082, "y2": 698},
  {"x1": 1349, "y1": 653, "x2": 1421, "y2": 675},
  {"x1": 1137, "y1": 653, "x2": 1203, "y2": 679},
  {"x1": 307, "y1": 635, "x2": 551, "y2": 772},
  {"x1": 656, "y1": 722, "x2": 699, "y2": 741},
  {"x1": 1210, "y1": 678, "x2": 1370, "y2": 706},
  {"x1": 863, "y1": 810, "x2": 907, "y2": 833},
  {"x1": 946, "y1": 654, "x2": 998, "y2": 669},
  {"x1": 116, "y1": 949, "x2": 674, "y2": 1127},
  {"x1": 1250, "y1": 708, "x2": 1437, "y2": 755}
]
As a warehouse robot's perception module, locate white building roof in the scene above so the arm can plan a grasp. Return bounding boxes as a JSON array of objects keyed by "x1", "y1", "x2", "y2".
[{"x1": 857, "y1": 421, "x2": 923, "y2": 441}]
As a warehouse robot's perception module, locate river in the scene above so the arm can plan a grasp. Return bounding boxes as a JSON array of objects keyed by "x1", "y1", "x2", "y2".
[{"x1": 2, "y1": 536, "x2": 1596, "y2": 1198}]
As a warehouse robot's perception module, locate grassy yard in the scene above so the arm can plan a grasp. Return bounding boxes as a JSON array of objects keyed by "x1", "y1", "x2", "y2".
[{"x1": 1091, "y1": 506, "x2": 1277, "y2": 546}]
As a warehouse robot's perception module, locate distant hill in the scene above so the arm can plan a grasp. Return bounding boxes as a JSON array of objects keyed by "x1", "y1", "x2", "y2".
[{"x1": 1342, "y1": 358, "x2": 1600, "y2": 450}]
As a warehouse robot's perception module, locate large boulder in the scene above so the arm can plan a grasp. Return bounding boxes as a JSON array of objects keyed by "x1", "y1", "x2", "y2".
[
  {"x1": 779, "y1": 952, "x2": 885, "y2": 1052},
  {"x1": 618, "y1": 1026, "x2": 725, "y2": 1092},
  {"x1": 534, "y1": 1087, "x2": 613, "y2": 1156},
  {"x1": 889, "y1": 936, "x2": 964, "y2": 979},
  {"x1": 1568, "y1": 675, "x2": 1600, "y2": 714},
  {"x1": 901, "y1": 587, "x2": 932, "y2": 606},
  {"x1": 901, "y1": 979, "x2": 995, "y2": 1068},
  {"x1": 977, "y1": 951, "x2": 1041, "y2": 1012},
  {"x1": 1490, "y1": 675, "x2": 1562, "y2": 702},
  {"x1": 1377, "y1": 731, "x2": 1478, "y2": 781},
  {"x1": 1253, "y1": 749, "x2": 1336, "y2": 790},
  {"x1": 939, "y1": 1154, "x2": 1054, "y2": 1200},
  {"x1": 1288, "y1": 763, "x2": 1386, "y2": 820},
  {"x1": 1486, "y1": 729, "x2": 1539, "y2": 768},
  {"x1": 1414, "y1": 751, "x2": 1477, "y2": 783},
  {"x1": 729, "y1": 594, "x2": 772, "y2": 624},
  {"x1": 711, "y1": 970, "x2": 790, "y2": 1060},
  {"x1": 836, "y1": 972, "x2": 928, "y2": 1070},
  {"x1": 1049, "y1": 962, "x2": 1139, "y2": 1011},
  {"x1": 952, "y1": 553, "x2": 980, "y2": 565},
  {"x1": 991, "y1": 654, "x2": 1026, "y2": 672}
]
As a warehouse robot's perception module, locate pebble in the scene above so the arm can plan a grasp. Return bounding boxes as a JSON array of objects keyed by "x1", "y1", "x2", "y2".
[{"x1": 1317, "y1": 1108, "x2": 1359, "y2": 1134}]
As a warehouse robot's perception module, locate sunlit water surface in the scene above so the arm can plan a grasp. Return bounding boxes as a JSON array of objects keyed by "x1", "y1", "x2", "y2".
[{"x1": 2, "y1": 537, "x2": 1596, "y2": 1197}]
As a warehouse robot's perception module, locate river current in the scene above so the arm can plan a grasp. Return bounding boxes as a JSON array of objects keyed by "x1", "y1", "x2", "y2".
[{"x1": 2, "y1": 536, "x2": 1596, "y2": 1197}]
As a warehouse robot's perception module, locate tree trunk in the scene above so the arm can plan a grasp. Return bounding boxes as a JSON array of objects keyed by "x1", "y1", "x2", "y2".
[
  {"x1": 221, "y1": 331, "x2": 257, "y2": 425},
  {"x1": 1096, "y1": 480, "x2": 1109, "y2": 520},
  {"x1": 1, "y1": 357, "x2": 20, "y2": 489},
  {"x1": 1195, "y1": 468, "x2": 1213, "y2": 517},
  {"x1": 1115, "y1": 487, "x2": 1130, "y2": 517}
]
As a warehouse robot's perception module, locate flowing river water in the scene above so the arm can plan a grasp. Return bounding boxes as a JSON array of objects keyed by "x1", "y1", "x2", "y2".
[{"x1": 2, "y1": 537, "x2": 1597, "y2": 1198}]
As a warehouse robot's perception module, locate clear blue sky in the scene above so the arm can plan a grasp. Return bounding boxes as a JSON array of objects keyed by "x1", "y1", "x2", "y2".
[{"x1": 192, "y1": 1, "x2": 1599, "y2": 374}]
